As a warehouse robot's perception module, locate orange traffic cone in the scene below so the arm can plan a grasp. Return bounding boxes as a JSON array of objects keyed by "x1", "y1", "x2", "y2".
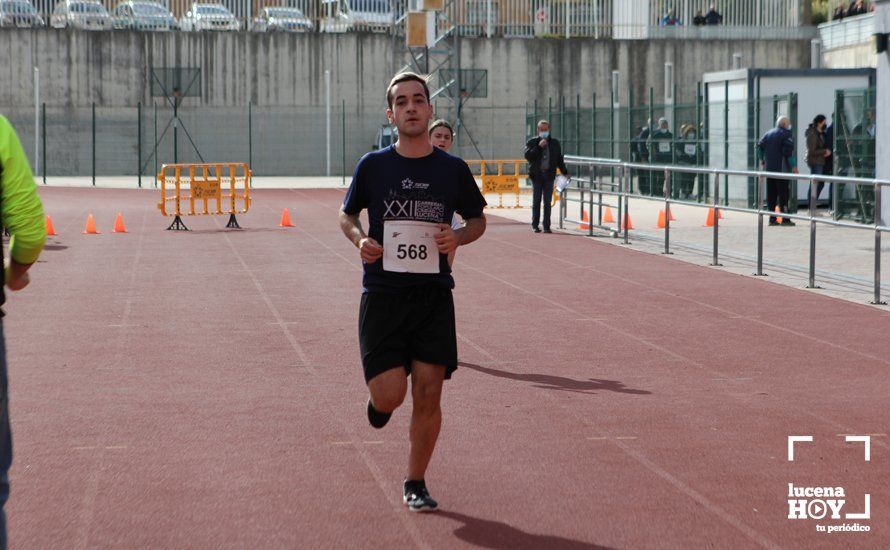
[
  {"x1": 82, "y1": 214, "x2": 99, "y2": 234},
  {"x1": 112, "y1": 212, "x2": 127, "y2": 233},
  {"x1": 45, "y1": 215, "x2": 57, "y2": 236},
  {"x1": 656, "y1": 210, "x2": 666, "y2": 229},
  {"x1": 603, "y1": 207, "x2": 615, "y2": 223},
  {"x1": 578, "y1": 210, "x2": 590, "y2": 230},
  {"x1": 279, "y1": 208, "x2": 294, "y2": 227},
  {"x1": 774, "y1": 206, "x2": 783, "y2": 224},
  {"x1": 620, "y1": 213, "x2": 634, "y2": 231},
  {"x1": 704, "y1": 208, "x2": 716, "y2": 227},
  {"x1": 669, "y1": 208, "x2": 676, "y2": 221}
]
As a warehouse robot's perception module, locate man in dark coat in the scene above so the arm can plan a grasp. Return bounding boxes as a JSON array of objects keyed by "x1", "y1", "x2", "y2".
[
  {"x1": 525, "y1": 120, "x2": 570, "y2": 233},
  {"x1": 757, "y1": 116, "x2": 798, "y2": 226}
]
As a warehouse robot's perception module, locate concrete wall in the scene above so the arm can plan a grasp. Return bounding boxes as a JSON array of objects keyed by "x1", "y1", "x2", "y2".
[
  {"x1": 0, "y1": 30, "x2": 812, "y2": 175},
  {"x1": 822, "y1": 44, "x2": 877, "y2": 69}
]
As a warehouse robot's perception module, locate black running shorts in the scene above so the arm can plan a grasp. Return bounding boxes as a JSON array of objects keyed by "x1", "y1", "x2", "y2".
[{"x1": 358, "y1": 285, "x2": 458, "y2": 383}]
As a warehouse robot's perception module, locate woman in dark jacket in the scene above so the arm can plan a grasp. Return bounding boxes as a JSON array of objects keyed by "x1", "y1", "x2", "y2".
[{"x1": 805, "y1": 114, "x2": 831, "y2": 203}]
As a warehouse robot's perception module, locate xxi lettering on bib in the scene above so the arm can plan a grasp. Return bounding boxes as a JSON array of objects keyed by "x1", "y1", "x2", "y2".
[{"x1": 383, "y1": 220, "x2": 440, "y2": 274}]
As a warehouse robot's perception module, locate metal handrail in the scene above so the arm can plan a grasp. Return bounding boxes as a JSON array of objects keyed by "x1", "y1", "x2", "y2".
[{"x1": 558, "y1": 156, "x2": 888, "y2": 306}]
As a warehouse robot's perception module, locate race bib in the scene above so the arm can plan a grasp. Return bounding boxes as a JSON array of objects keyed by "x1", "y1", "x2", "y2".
[
  {"x1": 684, "y1": 144, "x2": 697, "y2": 156},
  {"x1": 658, "y1": 142, "x2": 671, "y2": 153},
  {"x1": 383, "y1": 220, "x2": 440, "y2": 274}
]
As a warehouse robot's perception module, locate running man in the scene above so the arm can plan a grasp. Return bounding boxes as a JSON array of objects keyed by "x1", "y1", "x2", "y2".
[
  {"x1": 339, "y1": 73, "x2": 487, "y2": 512},
  {"x1": 0, "y1": 115, "x2": 47, "y2": 546},
  {"x1": 428, "y1": 119, "x2": 462, "y2": 267}
]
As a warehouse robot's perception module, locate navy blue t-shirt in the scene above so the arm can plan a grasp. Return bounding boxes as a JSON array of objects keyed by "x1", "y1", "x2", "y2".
[{"x1": 342, "y1": 145, "x2": 487, "y2": 293}]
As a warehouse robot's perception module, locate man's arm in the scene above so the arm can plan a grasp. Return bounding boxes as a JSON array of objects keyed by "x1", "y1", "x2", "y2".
[
  {"x1": 435, "y1": 215, "x2": 486, "y2": 254},
  {"x1": 0, "y1": 116, "x2": 46, "y2": 291},
  {"x1": 339, "y1": 208, "x2": 382, "y2": 264},
  {"x1": 524, "y1": 139, "x2": 542, "y2": 162},
  {"x1": 457, "y1": 215, "x2": 486, "y2": 246}
]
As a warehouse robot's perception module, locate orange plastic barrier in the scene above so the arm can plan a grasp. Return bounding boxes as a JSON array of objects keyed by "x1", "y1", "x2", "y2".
[{"x1": 157, "y1": 163, "x2": 251, "y2": 231}]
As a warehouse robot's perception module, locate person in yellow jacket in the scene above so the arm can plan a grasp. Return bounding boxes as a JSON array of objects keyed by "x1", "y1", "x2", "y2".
[{"x1": 0, "y1": 114, "x2": 47, "y2": 548}]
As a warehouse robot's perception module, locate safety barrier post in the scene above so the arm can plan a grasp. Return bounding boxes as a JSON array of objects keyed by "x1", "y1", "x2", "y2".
[
  {"x1": 710, "y1": 171, "x2": 721, "y2": 266},
  {"x1": 92, "y1": 102, "x2": 96, "y2": 187},
  {"x1": 623, "y1": 166, "x2": 630, "y2": 245},
  {"x1": 807, "y1": 175, "x2": 818, "y2": 288},
  {"x1": 664, "y1": 167, "x2": 672, "y2": 255},
  {"x1": 587, "y1": 170, "x2": 594, "y2": 237},
  {"x1": 137, "y1": 102, "x2": 142, "y2": 188},
  {"x1": 41, "y1": 103, "x2": 46, "y2": 184},
  {"x1": 617, "y1": 165, "x2": 625, "y2": 241},
  {"x1": 755, "y1": 175, "x2": 766, "y2": 276},
  {"x1": 872, "y1": 184, "x2": 885, "y2": 305}
]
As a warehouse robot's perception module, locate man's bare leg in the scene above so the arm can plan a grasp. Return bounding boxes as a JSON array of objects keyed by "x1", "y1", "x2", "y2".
[
  {"x1": 367, "y1": 367, "x2": 408, "y2": 428},
  {"x1": 407, "y1": 360, "x2": 445, "y2": 480}
]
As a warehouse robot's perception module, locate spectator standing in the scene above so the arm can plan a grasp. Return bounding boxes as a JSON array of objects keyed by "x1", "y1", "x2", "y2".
[
  {"x1": 805, "y1": 114, "x2": 831, "y2": 205},
  {"x1": 692, "y1": 10, "x2": 706, "y2": 25},
  {"x1": 833, "y1": 3, "x2": 846, "y2": 20},
  {"x1": 847, "y1": 0, "x2": 867, "y2": 16},
  {"x1": 651, "y1": 118, "x2": 674, "y2": 196},
  {"x1": 757, "y1": 116, "x2": 798, "y2": 226},
  {"x1": 524, "y1": 120, "x2": 569, "y2": 234},
  {"x1": 660, "y1": 9, "x2": 682, "y2": 26},
  {"x1": 821, "y1": 120, "x2": 835, "y2": 208},
  {"x1": 705, "y1": 4, "x2": 723, "y2": 25}
]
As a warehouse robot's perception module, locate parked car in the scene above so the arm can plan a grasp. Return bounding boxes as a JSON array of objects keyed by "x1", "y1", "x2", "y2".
[
  {"x1": 50, "y1": 0, "x2": 111, "y2": 30},
  {"x1": 371, "y1": 124, "x2": 397, "y2": 150},
  {"x1": 111, "y1": 1, "x2": 177, "y2": 30},
  {"x1": 251, "y1": 6, "x2": 312, "y2": 32},
  {"x1": 180, "y1": 2, "x2": 240, "y2": 31},
  {"x1": 346, "y1": 0, "x2": 393, "y2": 32},
  {"x1": 0, "y1": 0, "x2": 44, "y2": 27}
]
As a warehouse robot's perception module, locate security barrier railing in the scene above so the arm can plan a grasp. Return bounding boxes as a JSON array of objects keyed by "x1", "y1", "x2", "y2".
[
  {"x1": 559, "y1": 155, "x2": 889, "y2": 306},
  {"x1": 157, "y1": 162, "x2": 251, "y2": 230}
]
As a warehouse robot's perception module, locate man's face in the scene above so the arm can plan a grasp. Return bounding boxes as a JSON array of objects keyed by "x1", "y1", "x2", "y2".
[
  {"x1": 387, "y1": 80, "x2": 432, "y2": 138},
  {"x1": 538, "y1": 123, "x2": 550, "y2": 135}
]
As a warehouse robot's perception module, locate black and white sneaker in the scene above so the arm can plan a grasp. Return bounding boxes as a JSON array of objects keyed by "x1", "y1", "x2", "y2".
[
  {"x1": 403, "y1": 480, "x2": 438, "y2": 513},
  {"x1": 367, "y1": 399, "x2": 391, "y2": 429}
]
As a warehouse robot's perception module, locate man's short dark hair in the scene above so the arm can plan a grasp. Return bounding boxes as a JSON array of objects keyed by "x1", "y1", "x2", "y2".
[
  {"x1": 386, "y1": 72, "x2": 430, "y2": 109},
  {"x1": 429, "y1": 119, "x2": 453, "y2": 137}
]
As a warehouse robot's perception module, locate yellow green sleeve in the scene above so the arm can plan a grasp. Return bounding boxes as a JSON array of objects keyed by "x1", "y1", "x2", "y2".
[{"x1": 0, "y1": 115, "x2": 46, "y2": 265}]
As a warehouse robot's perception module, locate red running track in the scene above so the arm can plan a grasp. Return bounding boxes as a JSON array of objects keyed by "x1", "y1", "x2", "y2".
[{"x1": 4, "y1": 187, "x2": 890, "y2": 548}]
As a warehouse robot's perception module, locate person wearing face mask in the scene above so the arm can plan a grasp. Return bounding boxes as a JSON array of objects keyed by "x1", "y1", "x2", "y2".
[
  {"x1": 524, "y1": 120, "x2": 569, "y2": 233},
  {"x1": 651, "y1": 118, "x2": 674, "y2": 197},
  {"x1": 675, "y1": 124, "x2": 700, "y2": 200},
  {"x1": 757, "y1": 116, "x2": 798, "y2": 226},
  {"x1": 805, "y1": 114, "x2": 831, "y2": 205}
]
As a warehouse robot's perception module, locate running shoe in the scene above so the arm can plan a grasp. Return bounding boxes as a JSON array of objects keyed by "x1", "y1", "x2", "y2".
[
  {"x1": 403, "y1": 480, "x2": 438, "y2": 513},
  {"x1": 367, "y1": 398, "x2": 392, "y2": 429}
]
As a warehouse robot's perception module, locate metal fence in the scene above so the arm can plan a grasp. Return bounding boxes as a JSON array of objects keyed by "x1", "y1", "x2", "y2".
[
  {"x1": 30, "y1": 0, "x2": 804, "y2": 37},
  {"x1": 3, "y1": 101, "x2": 528, "y2": 180},
  {"x1": 558, "y1": 157, "x2": 889, "y2": 305},
  {"x1": 529, "y1": 86, "x2": 877, "y2": 221},
  {"x1": 818, "y1": 11, "x2": 874, "y2": 49}
]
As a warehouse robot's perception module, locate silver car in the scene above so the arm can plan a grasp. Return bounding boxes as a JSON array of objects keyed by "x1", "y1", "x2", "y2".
[
  {"x1": 111, "y1": 1, "x2": 177, "y2": 31},
  {"x1": 252, "y1": 6, "x2": 312, "y2": 32},
  {"x1": 0, "y1": 0, "x2": 44, "y2": 28},
  {"x1": 50, "y1": 0, "x2": 111, "y2": 29},
  {"x1": 180, "y1": 3, "x2": 239, "y2": 31},
  {"x1": 346, "y1": 0, "x2": 393, "y2": 32}
]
